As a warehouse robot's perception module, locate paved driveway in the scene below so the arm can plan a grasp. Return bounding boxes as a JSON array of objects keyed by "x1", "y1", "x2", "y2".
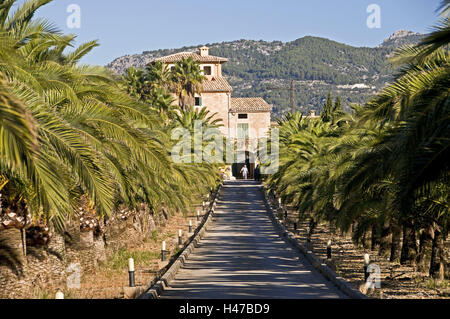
[{"x1": 160, "y1": 181, "x2": 346, "y2": 299}]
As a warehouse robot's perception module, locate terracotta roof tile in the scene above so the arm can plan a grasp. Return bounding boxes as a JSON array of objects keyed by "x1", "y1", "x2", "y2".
[
  {"x1": 155, "y1": 52, "x2": 228, "y2": 63},
  {"x1": 231, "y1": 98, "x2": 272, "y2": 113},
  {"x1": 202, "y1": 77, "x2": 232, "y2": 92}
]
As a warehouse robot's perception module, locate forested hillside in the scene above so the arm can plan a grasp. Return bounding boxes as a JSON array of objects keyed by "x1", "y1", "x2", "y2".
[{"x1": 108, "y1": 30, "x2": 423, "y2": 117}]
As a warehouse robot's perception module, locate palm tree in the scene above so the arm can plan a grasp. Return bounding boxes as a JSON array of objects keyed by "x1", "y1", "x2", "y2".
[
  {"x1": 146, "y1": 61, "x2": 172, "y2": 91},
  {"x1": 359, "y1": 5, "x2": 449, "y2": 270},
  {"x1": 123, "y1": 67, "x2": 147, "y2": 100},
  {"x1": 266, "y1": 6, "x2": 450, "y2": 274},
  {"x1": 0, "y1": 77, "x2": 38, "y2": 172},
  {"x1": 174, "y1": 106, "x2": 222, "y2": 130},
  {"x1": 0, "y1": 0, "x2": 219, "y2": 232},
  {"x1": 148, "y1": 87, "x2": 177, "y2": 122},
  {"x1": 170, "y1": 57, "x2": 205, "y2": 111}
]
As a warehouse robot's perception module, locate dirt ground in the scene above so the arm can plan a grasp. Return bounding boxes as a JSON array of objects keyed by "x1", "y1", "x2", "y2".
[
  {"x1": 282, "y1": 209, "x2": 450, "y2": 299},
  {"x1": 36, "y1": 196, "x2": 449, "y2": 299},
  {"x1": 40, "y1": 210, "x2": 205, "y2": 299}
]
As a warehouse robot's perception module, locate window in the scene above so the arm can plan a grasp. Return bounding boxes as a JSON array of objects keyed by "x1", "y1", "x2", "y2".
[
  {"x1": 195, "y1": 97, "x2": 203, "y2": 107},
  {"x1": 238, "y1": 114, "x2": 248, "y2": 119},
  {"x1": 237, "y1": 123, "x2": 249, "y2": 140},
  {"x1": 203, "y1": 66, "x2": 212, "y2": 76}
]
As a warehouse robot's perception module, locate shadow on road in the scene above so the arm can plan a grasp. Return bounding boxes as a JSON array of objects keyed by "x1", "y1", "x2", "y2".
[{"x1": 160, "y1": 181, "x2": 346, "y2": 299}]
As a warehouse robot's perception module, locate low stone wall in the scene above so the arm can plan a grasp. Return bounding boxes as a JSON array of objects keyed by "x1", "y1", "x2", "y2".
[
  {"x1": 261, "y1": 186, "x2": 367, "y2": 299},
  {"x1": 141, "y1": 185, "x2": 222, "y2": 299},
  {"x1": 0, "y1": 206, "x2": 163, "y2": 299}
]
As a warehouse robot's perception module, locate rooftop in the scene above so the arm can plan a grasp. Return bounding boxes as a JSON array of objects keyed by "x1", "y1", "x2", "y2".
[
  {"x1": 231, "y1": 98, "x2": 273, "y2": 113},
  {"x1": 202, "y1": 77, "x2": 233, "y2": 92},
  {"x1": 155, "y1": 50, "x2": 228, "y2": 64}
]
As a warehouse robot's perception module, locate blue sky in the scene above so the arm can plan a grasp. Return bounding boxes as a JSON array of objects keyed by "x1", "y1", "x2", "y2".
[{"x1": 21, "y1": 0, "x2": 442, "y2": 66}]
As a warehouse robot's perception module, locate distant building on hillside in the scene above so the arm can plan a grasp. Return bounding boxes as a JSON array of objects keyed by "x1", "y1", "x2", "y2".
[
  {"x1": 155, "y1": 47, "x2": 272, "y2": 141},
  {"x1": 307, "y1": 110, "x2": 320, "y2": 119}
]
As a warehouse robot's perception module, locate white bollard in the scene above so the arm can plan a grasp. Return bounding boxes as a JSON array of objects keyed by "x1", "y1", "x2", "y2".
[
  {"x1": 161, "y1": 241, "x2": 166, "y2": 261},
  {"x1": 128, "y1": 258, "x2": 135, "y2": 287},
  {"x1": 327, "y1": 240, "x2": 332, "y2": 259},
  {"x1": 364, "y1": 254, "x2": 370, "y2": 281},
  {"x1": 364, "y1": 253, "x2": 370, "y2": 265},
  {"x1": 178, "y1": 229, "x2": 182, "y2": 245},
  {"x1": 128, "y1": 258, "x2": 135, "y2": 272}
]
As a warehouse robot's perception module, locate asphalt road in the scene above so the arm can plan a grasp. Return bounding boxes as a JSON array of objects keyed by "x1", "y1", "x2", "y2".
[{"x1": 160, "y1": 181, "x2": 346, "y2": 299}]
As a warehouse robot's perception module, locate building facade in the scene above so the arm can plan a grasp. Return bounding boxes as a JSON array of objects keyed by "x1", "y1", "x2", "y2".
[
  {"x1": 156, "y1": 47, "x2": 272, "y2": 141},
  {"x1": 156, "y1": 47, "x2": 272, "y2": 179}
]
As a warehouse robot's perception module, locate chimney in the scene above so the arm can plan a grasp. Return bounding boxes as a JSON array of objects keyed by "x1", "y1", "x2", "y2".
[
  {"x1": 199, "y1": 46, "x2": 209, "y2": 57},
  {"x1": 310, "y1": 110, "x2": 316, "y2": 117}
]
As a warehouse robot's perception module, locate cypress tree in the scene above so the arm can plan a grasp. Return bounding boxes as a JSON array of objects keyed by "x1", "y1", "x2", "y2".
[
  {"x1": 334, "y1": 96, "x2": 342, "y2": 112},
  {"x1": 321, "y1": 92, "x2": 333, "y2": 123}
]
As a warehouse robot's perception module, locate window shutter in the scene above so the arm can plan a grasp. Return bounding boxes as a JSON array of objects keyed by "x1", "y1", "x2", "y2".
[
  {"x1": 238, "y1": 123, "x2": 249, "y2": 139},
  {"x1": 195, "y1": 97, "x2": 203, "y2": 107}
]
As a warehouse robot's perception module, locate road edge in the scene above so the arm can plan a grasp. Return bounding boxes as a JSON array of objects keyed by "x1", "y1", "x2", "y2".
[
  {"x1": 261, "y1": 184, "x2": 368, "y2": 300},
  {"x1": 139, "y1": 184, "x2": 223, "y2": 299}
]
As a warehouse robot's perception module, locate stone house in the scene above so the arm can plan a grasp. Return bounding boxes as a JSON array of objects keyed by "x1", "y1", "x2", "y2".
[
  {"x1": 156, "y1": 47, "x2": 272, "y2": 179},
  {"x1": 156, "y1": 47, "x2": 272, "y2": 141}
]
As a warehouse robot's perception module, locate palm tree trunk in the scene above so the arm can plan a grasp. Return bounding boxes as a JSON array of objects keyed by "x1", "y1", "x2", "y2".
[
  {"x1": 390, "y1": 223, "x2": 402, "y2": 262},
  {"x1": 417, "y1": 225, "x2": 434, "y2": 273},
  {"x1": 178, "y1": 92, "x2": 185, "y2": 111},
  {"x1": 0, "y1": 228, "x2": 27, "y2": 273},
  {"x1": 371, "y1": 224, "x2": 380, "y2": 251},
  {"x1": 186, "y1": 94, "x2": 194, "y2": 108},
  {"x1": 362, "y1": 231, "x2": 371, "y2": 250},
  {"x1": 430, "y1": 227, "x2": 445, "y2": 281},
  {"x1": 47, "y1": 226, "x2": 66, "y2": 262},
  {"x1": 307, "y1": 217, "x2": 317, "y2": 249},
  {"x1": 378, "y1": 219, "x2": 391, "y2": 258},
  {"x1": 400, "y1": 221, "x2": 417, "y2": 266}
]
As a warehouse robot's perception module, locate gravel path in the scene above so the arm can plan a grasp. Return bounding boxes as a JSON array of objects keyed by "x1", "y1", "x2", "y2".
[{"x1": 160, "y1": 181, "x2": 346, "y2": 299}]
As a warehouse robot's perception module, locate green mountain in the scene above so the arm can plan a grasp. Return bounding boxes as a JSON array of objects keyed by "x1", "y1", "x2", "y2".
[{"x1": 107, "y1": 30, "x2": 423, "y2": 117}]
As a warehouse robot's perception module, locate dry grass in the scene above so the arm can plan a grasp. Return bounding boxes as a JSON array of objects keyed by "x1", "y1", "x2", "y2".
[{"x1": 35, "y1": 210, "x2": 206, "y2": 299}]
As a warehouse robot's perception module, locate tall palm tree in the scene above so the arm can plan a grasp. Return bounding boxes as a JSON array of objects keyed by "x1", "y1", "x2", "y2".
[
  {"x1": 0, "y1": 77, "x2": 38, "y2": 172},
  {"x1": 0, "y1": 0, "x2": 219, "y2": 232},
  {"x1": 123, "y1": 67, "x2": 147, "y2": 100},
  {"x1": 266, "y1": 1, "x2": 450, "y2": 278},
  {"x1": 146, "y1": 61, "x2": 172, "y2": 91},
  {"x1": 170, "y1": 57, "x2": 205, "y2": 111}
]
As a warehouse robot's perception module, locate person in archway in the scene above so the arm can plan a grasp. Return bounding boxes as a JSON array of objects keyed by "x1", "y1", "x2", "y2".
[{"x1": 240, "y1": 165, "x2": 249, "y2": 180}]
